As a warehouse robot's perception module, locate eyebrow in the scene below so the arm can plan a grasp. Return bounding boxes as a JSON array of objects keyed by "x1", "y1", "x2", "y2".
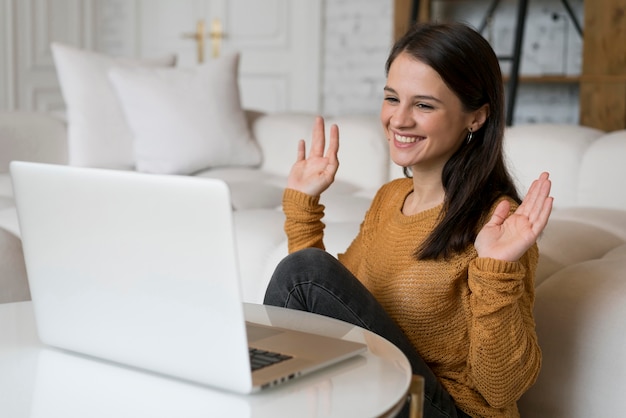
[{"x1": 383, "y1": 86, "x2": 443, "y2": 104}]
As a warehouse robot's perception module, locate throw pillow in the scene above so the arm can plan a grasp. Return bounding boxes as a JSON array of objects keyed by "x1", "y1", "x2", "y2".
[
  {"x1": 107, "y1": 53, "x2": 262, "y2": 175},
  {"x1": 51, "y1": 43, "x2": 176, "y2": 169}
]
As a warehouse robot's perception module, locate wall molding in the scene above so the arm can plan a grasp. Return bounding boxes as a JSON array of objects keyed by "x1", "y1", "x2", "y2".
[
  {"x1": 0, "y1": 0, "x2": 17, "y2": 109},
  {"x1": 9, "y1": 0, "x2": 97, "y2": 111}
]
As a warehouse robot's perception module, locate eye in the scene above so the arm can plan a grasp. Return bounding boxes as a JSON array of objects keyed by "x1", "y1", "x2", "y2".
[
  {"x1": 384, "y1": 96, "x2": 399, "y2": 104},
  {"x1": 416, "y1": 102, "x2": 434, "y2": 110}
]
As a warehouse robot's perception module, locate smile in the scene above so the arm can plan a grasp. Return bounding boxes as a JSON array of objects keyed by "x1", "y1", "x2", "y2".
[{"x1": 394, "y1": 133, "x2": 423, "y2": 144}]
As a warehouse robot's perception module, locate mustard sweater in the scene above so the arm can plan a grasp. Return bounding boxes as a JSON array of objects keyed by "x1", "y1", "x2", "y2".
[{"x1": 283, "y1": 178, "x2": 541, "y2": 418}]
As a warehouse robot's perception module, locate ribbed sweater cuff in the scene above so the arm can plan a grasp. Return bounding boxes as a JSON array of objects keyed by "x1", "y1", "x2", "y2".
[
  {"x1": 474, "y1": 257, "x2": 524, "y2": 274},
  {"x1": 283, "y1": 188, "x2": 320, "y2": 208}
]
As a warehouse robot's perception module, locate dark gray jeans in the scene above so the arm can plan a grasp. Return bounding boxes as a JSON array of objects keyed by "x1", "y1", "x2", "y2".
[{"x1": 263, "y1": 248, "x2": 471, "y2": 418}]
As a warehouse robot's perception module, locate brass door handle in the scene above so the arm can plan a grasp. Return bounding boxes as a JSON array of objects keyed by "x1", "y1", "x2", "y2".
[
  {"x1": 182, "y1": 19, "x2": 224, "y2": 63},
  {"x1": 209, "y1": 19, "x2": 223, "y2": 60}
]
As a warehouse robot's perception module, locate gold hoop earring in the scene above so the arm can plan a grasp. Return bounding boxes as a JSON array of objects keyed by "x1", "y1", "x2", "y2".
[{"x1": 466, "y1": 129, "x2": 473, "y2": 144}]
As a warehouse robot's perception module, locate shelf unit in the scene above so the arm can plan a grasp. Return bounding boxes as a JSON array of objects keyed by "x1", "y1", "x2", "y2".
[
  {"x1": 394, "y1": 0, "x2": 583, "y2": 126},
  {"x1": 394, "y1": 0, "x2": 626, "y2": 130},
  {"x1": 579, "y1": 0, "x2": 626, "y2": 131},
  {"x1": 504, "y1": 75, "x2": 580, "y2": 84}
]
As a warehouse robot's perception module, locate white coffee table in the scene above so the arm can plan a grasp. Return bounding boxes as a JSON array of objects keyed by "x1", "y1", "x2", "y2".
[{"x1": 0, "y1": 301, "x2": 412, "y2": 417}]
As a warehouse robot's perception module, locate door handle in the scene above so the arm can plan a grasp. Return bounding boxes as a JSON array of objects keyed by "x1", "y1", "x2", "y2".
[
  {"x1": 209, "y1": 19, "x2": 224, "y2": 59},
  {"x1": 182, "y1": 19, "x2": 224, "y2": 63}
]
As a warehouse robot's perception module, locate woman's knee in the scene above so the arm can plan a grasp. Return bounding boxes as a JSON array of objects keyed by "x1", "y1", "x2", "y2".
[
  {"x1": 274, "y1": 248, "x2": 335, "y2": 275},
  {"x1": 266, "y1": 248, "x2": 338, "y2": 303}
]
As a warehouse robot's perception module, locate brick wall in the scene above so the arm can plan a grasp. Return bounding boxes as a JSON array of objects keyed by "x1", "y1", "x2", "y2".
[
  {"x1": 92, "y1": 0, "x2": 584, "y2": 124},
  {"x1": 321, "y1": 0, "x2": 584, "y2": 124},
  {"x1": 321, "y1": 0, "x2": 393, "y2": 116}
]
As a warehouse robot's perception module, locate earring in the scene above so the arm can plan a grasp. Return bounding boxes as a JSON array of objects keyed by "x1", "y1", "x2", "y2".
[{"x1": 466, "y1": 128, "x2": 473, "y2": 144}]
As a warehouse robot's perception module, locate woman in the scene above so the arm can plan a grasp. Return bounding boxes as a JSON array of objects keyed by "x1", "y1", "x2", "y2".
[{"x1": 264, "y1": 22, "x2": 552, "y2": 418}]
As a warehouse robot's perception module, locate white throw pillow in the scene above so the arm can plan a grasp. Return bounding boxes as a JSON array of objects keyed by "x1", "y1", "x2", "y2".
[
  {"x1": 51, "y1": 43, "x2": 176, "y2": 169},
  {"x1": 108, "y1": 53, "x2": 261, "y2": 175}
]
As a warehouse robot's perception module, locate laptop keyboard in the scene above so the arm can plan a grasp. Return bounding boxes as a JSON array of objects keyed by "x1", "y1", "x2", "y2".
[{"x1": 249, "y1": 347, "x2": 293, "y2": 371}]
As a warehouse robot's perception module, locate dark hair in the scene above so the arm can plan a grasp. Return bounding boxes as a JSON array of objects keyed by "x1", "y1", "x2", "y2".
[{"x1": 386, "y1": 22, "x2": 521, "y2": 260}]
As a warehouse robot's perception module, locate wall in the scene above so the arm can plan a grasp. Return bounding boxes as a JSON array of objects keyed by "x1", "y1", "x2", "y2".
[
  {"x1": 321, "y1": 0, "x2": 585, "y2": 125},
  {"x1": 321, "y1": 0, "x2": 393, "y2": 116},
  {"x1": 0, "y1": 0, "x2": 584, "y2": 124}
]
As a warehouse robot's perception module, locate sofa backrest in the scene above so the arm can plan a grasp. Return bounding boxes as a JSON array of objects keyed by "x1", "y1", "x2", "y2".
[
  {"x1": 577, "y1": 130, "x2": 626, "y2": 210},
  {"x1": 503, "y1": 124, "x2": 626, "y2": 211},
  {"x1": 251, "y1": 113, "x2": 390, "y2": 192},
  {"x1": 0, "y1": 112, "x2": 68, "y2": 173}
]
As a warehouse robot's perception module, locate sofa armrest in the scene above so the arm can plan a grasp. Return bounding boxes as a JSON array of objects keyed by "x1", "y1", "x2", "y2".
[
  {"x1": 249, "y1": 112, "x2": 390, "y2": 191},
  {"x1": 0, "y1": 112, "x2": 68, "y2": 173}
]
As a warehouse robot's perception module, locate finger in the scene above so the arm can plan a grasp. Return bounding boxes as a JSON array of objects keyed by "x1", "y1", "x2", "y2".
[
  {"x1": 296, "y1": 139, "x2": 306, "y2": 162},
  {"x1": 531, "y1": 196, "x2": 554, "y2": 235},
  {"x1": 310, "y1": 116, "x2": 326, "y2": 157},
  {"x1": 518, "y1": 172, "x2": 550, "y2": 217},
  {"x1": 526, "y1": 173, "x2": 552, "y2": 224},
  {"x1": 327, "y1": 123, "x2": 340, "y2": 166},
  {"x1": 485, "y1": 199, "x2": 510, "y2": 227}
]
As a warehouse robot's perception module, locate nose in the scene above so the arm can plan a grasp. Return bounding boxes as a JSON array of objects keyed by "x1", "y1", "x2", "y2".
[{"x1": 389, "y1": 104, "x2": 415, "y2": 129}]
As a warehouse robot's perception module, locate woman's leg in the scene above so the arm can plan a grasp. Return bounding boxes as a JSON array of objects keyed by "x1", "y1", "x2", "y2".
[{"x1": 264, "y1": 248, "x2": 470, "y2": 418}]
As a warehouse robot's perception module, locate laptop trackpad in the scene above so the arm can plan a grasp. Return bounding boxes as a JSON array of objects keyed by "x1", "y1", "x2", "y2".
[{"x1": 246, "y1": 323, "x2": 284, "y2": 343}]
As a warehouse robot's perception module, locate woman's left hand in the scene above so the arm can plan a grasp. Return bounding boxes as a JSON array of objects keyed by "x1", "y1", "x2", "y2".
[{"x1": 474, "y1": 172, "x2": 553, "y2": 262}]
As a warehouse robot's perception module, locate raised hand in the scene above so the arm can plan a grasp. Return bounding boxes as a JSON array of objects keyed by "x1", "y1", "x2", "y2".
[
  {"x1": 474, "y1": 172, "x2": 553, "y2": 262},
  {"x1": 286, "y1": 116, "x2": 339, "y2": 197}
]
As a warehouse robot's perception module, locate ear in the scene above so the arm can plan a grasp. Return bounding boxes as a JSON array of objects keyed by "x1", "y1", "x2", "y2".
[{"x1": 469, "y1": 104, "x2": 490, "y2": 132}]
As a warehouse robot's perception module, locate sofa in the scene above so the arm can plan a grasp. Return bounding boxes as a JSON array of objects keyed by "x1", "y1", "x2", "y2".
[{"x1": 1, "y1": 110, "x2": 626, "y2": 417}]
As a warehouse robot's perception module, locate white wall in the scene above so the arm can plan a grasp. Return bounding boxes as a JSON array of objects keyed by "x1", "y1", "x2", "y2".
[
  {"x1": 321, "y1": 0, "x2": 393, "y2": 116},
  {"x1": 0, "y1": 0, "x2": 585, "y2": 124}
]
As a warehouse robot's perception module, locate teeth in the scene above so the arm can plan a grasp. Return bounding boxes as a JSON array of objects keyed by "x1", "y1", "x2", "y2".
[{"x1": 395, "y1": 134, "x2": 417, "y2": 143}]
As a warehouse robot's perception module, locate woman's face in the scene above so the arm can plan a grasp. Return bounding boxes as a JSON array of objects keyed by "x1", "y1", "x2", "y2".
[{"x1": 381, "y1": 52, "x2": 478, "y2": 175}]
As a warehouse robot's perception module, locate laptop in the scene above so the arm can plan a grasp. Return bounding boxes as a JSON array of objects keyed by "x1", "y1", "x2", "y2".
[{"x1": 10, "y1": 161, "x2": 366, "y2": 394}]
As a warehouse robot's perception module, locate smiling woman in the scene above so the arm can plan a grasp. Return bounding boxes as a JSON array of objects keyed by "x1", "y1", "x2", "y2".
[
  {"x1": 381, "y1": 54, "x2": 489, "y2": 190},
  {"x1": 264, "y1": 21, "x2": 553, "y2": 418}
]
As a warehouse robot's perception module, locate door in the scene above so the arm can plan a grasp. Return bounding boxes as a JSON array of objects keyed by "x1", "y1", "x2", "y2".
[
  {"x1": 1, "y1": 0, "x2": 322, "y2": 114},
  {"x1": 137, "y1": 0, "x2": 322, "y2": 113}
]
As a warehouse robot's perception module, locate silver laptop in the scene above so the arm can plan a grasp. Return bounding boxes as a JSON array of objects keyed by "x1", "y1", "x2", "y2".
[{"x1": 10, "y1": 161, "x2": 366, "y2": 394}]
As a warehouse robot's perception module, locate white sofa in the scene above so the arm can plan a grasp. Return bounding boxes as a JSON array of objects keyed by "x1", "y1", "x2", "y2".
[{"x1": 1, "y1": 111, "x2": 626, "y2": 417}]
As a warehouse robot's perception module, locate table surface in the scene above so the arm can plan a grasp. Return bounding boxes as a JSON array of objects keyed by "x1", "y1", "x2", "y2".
[{"x1": 0, "y1": 301, "x2": 411, "y2": 418}]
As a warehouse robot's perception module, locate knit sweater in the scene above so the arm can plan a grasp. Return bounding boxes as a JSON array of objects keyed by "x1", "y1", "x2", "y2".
[{"x1": 282, "y1": 178, "x2": 541, "y2": 418}]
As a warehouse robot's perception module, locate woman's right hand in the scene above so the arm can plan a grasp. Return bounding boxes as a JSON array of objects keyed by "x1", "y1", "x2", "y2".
[{"x1": 286, "y1": 116, "x2": 339, "y2": 197}]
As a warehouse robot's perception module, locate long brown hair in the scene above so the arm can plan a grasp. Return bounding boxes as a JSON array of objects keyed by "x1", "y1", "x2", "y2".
[{"x1": 386, "y1": 22, "x2": 521, "y2": 260}]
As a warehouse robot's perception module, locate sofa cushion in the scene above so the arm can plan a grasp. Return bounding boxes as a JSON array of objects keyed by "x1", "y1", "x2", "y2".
[
  {"x1": 504, "y1": 124, "x2": 604, "y2": 208},
  {"x1": 194, "y1": 167, "x2": 284, "y2": 210},
  {"x1": 0, "y1": 207, "x2": 19, "y2": 236},
  {"x1": 549, "y1": 207, "x2": 626, "y2": 240},
  {"x1": 0, "y1": 227, "x2": 29, "y2": 303},
  {"x1": 51, "y1": 43, "x2": 176, "y2": 169},
  {"x1": 251, "y1": 113, "x2": 390, "y2": 191},
  {"x1": 602, "y1": 244, "x2": 626, "y2": 260},
  {"x1": 536, "y1": 218, "x2": 625, "y2": 285},
  {"x1": 578, "y1": 130, "x2": 626, "y2": 210},
  {"x1": 519, "y1": 257, "x2": 626, "y2": 417},
  {"x1": 233, "y1": 209, "x2": 287, "y2": 303},
  {"x1": 108, "y1": 53, "x2": 261, "y2": 175},
  {"x1": 0, "y1": 174, "x2": 12, "y2": 204},
  {"x1": 0, "y1": 197, "x2": 12, "y2": 211},
  {"x1": 0, "y1": 112, "x2": 68, "y2": 173}
]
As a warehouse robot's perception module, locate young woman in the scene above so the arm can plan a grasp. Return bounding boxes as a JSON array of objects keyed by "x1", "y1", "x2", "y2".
[{"x1": 264, "y1": 22, "x2": 553, "y2": 418}]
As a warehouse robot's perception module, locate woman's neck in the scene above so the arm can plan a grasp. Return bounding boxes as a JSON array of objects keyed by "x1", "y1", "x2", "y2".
[{"x1": 402, "y1": 174, "x2": 445, "y2": 216}]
